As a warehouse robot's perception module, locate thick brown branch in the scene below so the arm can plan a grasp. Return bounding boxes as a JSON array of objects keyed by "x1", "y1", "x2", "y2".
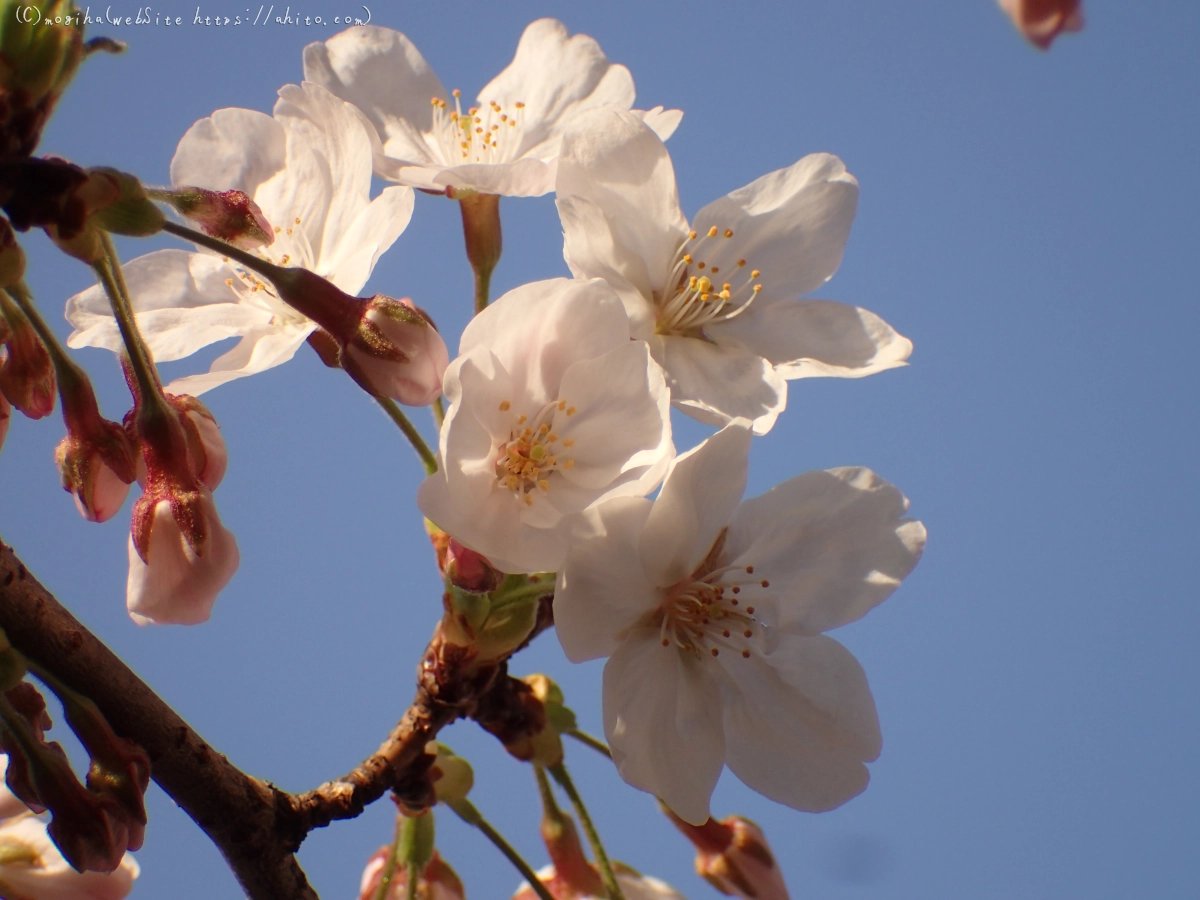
[
  {"x1": 0, "y1": 538, "x2": 318, "y2": 900},
  {"x1": 0, "y1": 537, "x2": 555, "y2": 899}
]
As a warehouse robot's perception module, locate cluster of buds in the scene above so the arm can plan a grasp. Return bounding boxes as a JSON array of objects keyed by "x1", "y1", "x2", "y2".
[{"x1": 0, "y1": 665, "x2": 149, "y2": 876}]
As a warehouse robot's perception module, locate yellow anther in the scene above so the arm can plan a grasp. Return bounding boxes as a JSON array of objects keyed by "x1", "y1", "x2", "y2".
[
  {"x1": 557, "y1": 400, "x2": 567, "y2": 411},
  {"x1": 562, "y1": 459, "x2": 575, "y2": 469},
  {"x1": 723, "y1": 283, "x2": 732, "y2": 291},
  {"x1": 566, "y1": 406, "x2": 577, "y2": 416},
  {"x1": 737, "y1": 259, "x2": 746, "y2": 267},
  {"x1": 724, "y1": 229, "x2": 734, "y2": 238},
  {"x1": 697, "y1": 261, "x2": 706, "y2": 270},
  {"x1": 539, "y1": 423, "x2": 550, "y2": 434},
  {"x1": 742, "y1": 649, "x2": 751, "y2": 658},
  {"x1": 751, "y1": 269, "x2": 760, "y2": 278},
  {"x1": 689, "y1": 230, "x2": 698, "y2": 239},
  {"x1": 452, "y1": 88, "x2": 461, "y2": 97},
  {"x1": 719, "y1": 290, "x2": 731, "y2": 301},
  {"x1": 701, "y1": 293, "x2": 710, "y2": 301},
  {"x1": 286, "y1": 227, "x2": 293, "y2": 235},
  {"x1": 280, "y1": 254, "x2": 290, "y2": 265},
  {"x1": 711, "y1": 266, "x2": 720, "y2": 274},
  {"x1": 515, "y1": 101, "x2": 526, "y2": 108},
  {"x1": 563, "y1": 438, "x2": 575, "y2": 447},
  {"x1": 294, "y1": 217, "x2": 301, "y2": 225},
  {"x1": 506, "y1": 475, "x2": 520, "y2": 491},
  {"x1": 689, "y1": 275, "x2": 698, "y2": 289},
  {"x1": 707, "y1": 226, "x2": 719, "y2": 238},
  {"x1": 538, "y1": 480, "x2": 550, "y2": 491},
  {"x1": 509, "y1": 121, "x2": 517, "y2": 127},
  {"x1": 501, "y1": 114, "x2": 508, "y2": 122},
  {"x1": 545, "y1": 455, "x2": 557, "y2": 466},
  {"x1": 683, "y1": 254, "x2": 693, "y2": 264},
  {"x1": 753, "y1": 284, "x2": 762, "y2": 293},
  {"x1": 461, "y1": 141, "x2": 470, "y2": 149},
  {"x1": 517, "y1": 414, "x2": 527, "y2": 424},
  {"x1": 499, "y1": 400, "x2": 511, "y2": 411},
  {"x1": 225, "y1": 278, "x2": 233, "y2": 286},
  {"x1": 274, "y1": 225, "x2": 282, "y2": 234},
  {"x1": 547, "y1": 433, "x2": 558, "y2": 442},
  {"x1": 476, "y1": 127, "x2": 483, "y2": 134},
  {"x1": 524, "y1": 494, "x2": 534, "y2": 506},
  {"x1": 697, "y1": 276, "x2": 713, "y2": 293}
]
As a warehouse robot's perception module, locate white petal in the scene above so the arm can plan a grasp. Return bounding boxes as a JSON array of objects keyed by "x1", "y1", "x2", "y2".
[
  {"x1": 302, "y1": 26, "x2": 446, "y2": 166},
  {"x1": 0, "y1": 814, "x2": 139, "y2": 900},
  {"x1": 127, "y1": 495, "x2": 239, "y2": 626},
  {"x1": 660, "y1": 335, "x2": 787, "y2": 434},
  {"x1": 604, "y1": 632, "x2": 725, "y2": 825},
  {"x1": 460, "y1": 278, "x2": 630, "y2": 403},
  {"x1": 556, "y1": 107, "x2": 688, "y2": 325},
  {"x1": 709, "y1": 298, "x2": 912, "y2": 379},
  {"x1": 430, "y1": 158, "x2": 555, "y2": 198},
  {"x1": 163, "y1": 323, "x2": 314, "y2": 396},
  {"x1": 693, "y1": 153, "x2": 859, "y2": 300},
  {"x1": 554, "y1": 497, "x2": 657, "y2": 662},
  {"x1": 719, "y1": 632, "x2": 880, "y2": 812},
  {"x1": 479, "y1": 19, "x2": 635, "y2": 160},
  {"x1": 170, "y1": 107, "x2": 286, "y2": 195},
  {"x1": 320, "y1": 184, "x2": 415, "y2": 294},
  {"x1": 267, "y1": 82, "x2": 378, "y2": 266},
  {"x1": 725, "y1": 467, "x2": 927, "y2": 634},
  {"x1": 639, "y1": 422, "x2": 751, "y2": 588},
  {"x1": 553, "y1": 341, "x2": 672, "y2": 495},
  {"x1": 65, "y1": 251, "x2": 267, "y2": 361},
  {"x1": 632, "y1": 106, "x2": 684, "y2": 142}
]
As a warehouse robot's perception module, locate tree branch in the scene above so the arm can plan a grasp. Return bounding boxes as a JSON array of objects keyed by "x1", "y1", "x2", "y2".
[{"x1": 0, "y1": 537, "x2": 555, "y2": 900}]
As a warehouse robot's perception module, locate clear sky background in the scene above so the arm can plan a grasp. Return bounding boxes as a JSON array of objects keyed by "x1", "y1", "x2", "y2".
[{"x1": 2, "y1": 1, "x2": 1198, "y2": 898}]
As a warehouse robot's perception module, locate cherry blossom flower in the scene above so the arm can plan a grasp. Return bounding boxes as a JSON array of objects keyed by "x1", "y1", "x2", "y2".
[
  {"x1": 513, "y1": 865, "x2": 687, "y2": 900},
  {"x1": 65, "y1": 81, "x2": 414, "y2": 396},
  {"x1": 998, "y1": 0, "x2": 1083, "y2": 49},
  {"x1": 0, "y1": 758, "x2": 139, "y2": 900},
  {"x1": 554, "y1": 421, "x2": 926, "y2": 824},
  {"x1": 556, "y1": 107, "x2": 911, "y2": 434},
  {"x1": 302, "y1": 19, "x2": 682, "y2": 197},
  {"x1": 418, "y1": 277, "x2": 673, "y2": 574}
]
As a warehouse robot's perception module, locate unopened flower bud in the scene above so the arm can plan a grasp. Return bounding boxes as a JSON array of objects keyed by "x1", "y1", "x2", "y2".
[
  {"x1": 343, "y1": 297, "x2": 448, "y2": 406},
  {"x1": 444, "y1": 538, "x2": 501, "y2": 593},
  {"x1": 160, "y1": 187, "x2": 274, "y2": 249},
  {"x1": 268, "y1": 268, "x2": 447, "y2": 406},
  {"x1": 55, "y1": 418, "x2": 136, "y2": 523},
  {"x1": 359, "y1": 848, "x2": 464, "y2": 900},
  {"x1": 667, "y1": 811, "x2": 788, "y2": 900},
  {"x1": 998, "y1": 0, "x2": 1083, "y2": 49},
  {"x1": 126, "y1": 490, "x2": 239, "y2": 626},
  {"x1": 167, "y1": 394, "x2": 227, "y2": 490},
  {"x1": 0, "y1": 290, "x2": 55, "y2": 418}
]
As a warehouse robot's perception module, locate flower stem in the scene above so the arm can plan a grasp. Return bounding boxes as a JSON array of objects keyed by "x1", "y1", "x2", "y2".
[
  {"x1": 446, "y1": 798, "x2": 556, "y2": 900},
  {"x1": 94, "y1": 233, "x2": 167, "y2": 415},
  {"x1": 375, "y1": 396, "x2": 438, "y2": 475},
  {"x1": 432, "y1": 396, "x2": 445, "y2": 429},
  {"x1": 565, "y1": 730, "x2": 612, "y2": 760},
  {"x1": 456, "y1": 192, "x2": 502, "y2": 316},
  {"x1": 405, "y1": 861, "x2": 419, "y2": 900},
  {"x1": 5, "y1": 283, "x2": 86, "y2": 392},
  {"x1": 373, "y1": 814, "x2": 406, "y2": 900},
  {"x1": 162, "y1": 219, "x2": 284, "y2": 283},
  {"x1": 548, "y1": 762, "x2": 625, "y2": 900}
]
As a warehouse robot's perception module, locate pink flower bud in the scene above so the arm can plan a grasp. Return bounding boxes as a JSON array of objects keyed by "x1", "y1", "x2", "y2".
[
  {"x1": 358, "y1": 848, "x2": 465, "y2": 900},
  {"x1": 126, "y1": 491, "x2": 239, "y2": 626},
  {"x1": 166, "y1": 187, "x2": 274, "y2": 250},
  {"x1": 54, "y1": 367, "x2": 138, "y2": 523},
  {"x1": 998, "y1": 0, "x2": 1083, "y2": 49},
  {"x1": 669, "y1": 813, "x2": 788, "y2": 900},
  {"x1": 57, "y1": 440, "x2": 132, "y2": 523},
  {"x1": 0, "y1": 300, "x2": 55, "y2": 419},
  {"x1": 0, "y1": 813, "x2": 139, "y2": 900},
  {"x1": 444, "y1": 538, "x2": 501, "y2": 593},
  {"x1": 342, "y1": 297, "x2": 449, "y2": 406}
]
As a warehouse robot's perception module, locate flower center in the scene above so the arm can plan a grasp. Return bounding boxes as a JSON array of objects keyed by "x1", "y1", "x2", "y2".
[
  {"x1": 492, "y1": 398, "x2": 577, "y2": 506},
  {"x1": 223, "y1": 215, "x2": 317, "y2": 325},
  {"x1": 654, "y1": 225, "x2": 763, "y2": 337},
  {"x1": 431, "y1": 89, "x2": 527, "y2": 166},
  {"x1": 653, "y1": 530, "x2": 769, "y2": 660}
]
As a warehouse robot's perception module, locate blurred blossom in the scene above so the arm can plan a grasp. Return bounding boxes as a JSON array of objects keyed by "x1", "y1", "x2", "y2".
[
  {"x1": 556, "y1": 107, "x2": 910, "y2": 434},
  {"x1": 998, "y1": 0, "x2": 1083, "y2": 49},
  {"x1": 0, "y1": 810, "x2": 139, "y2": 900},
  {"x1": 667, "y1": 813, "x2": 788, "y2": 900},
  {"x1": 65, "y1": 82, "x2": 413, "y2": 395},
  {"x1": 304, "y1": 18, "x2": 682, "y2": 198},
  {"x1": 418, "y1": 277, "x2": 674, "y2": 573},
  {"x1": 554, "y1": 421, "x2": 926, "y2": 824},
  {"x1": 513, "y1": 864, "x2": 687, "y2": 900},
  {"x1": 358, "y1": 848, "x2": 464, "y2": 900}
]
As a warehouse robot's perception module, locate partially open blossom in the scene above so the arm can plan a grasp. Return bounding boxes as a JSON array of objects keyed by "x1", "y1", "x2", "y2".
[
  {"x1": 554, "y1": 422, "x2": 926, "y2": 824},
  {"x1": 418, "y1": 277, "x2": 674, "y2": 573},
  {"x1": 304, "y1": 19, "x2": 682, "y2": 198},
  {"x1": 998, "y1": 0, "x2": 1083, "y2": 49},
  {"x1": 556, "y1": 107, "x2": 911, "y2": 434},
  {"x1": 0, "y1": 807, "x2": 139, "y2": 900},
  {"x1": 159, "y1": 186, "x2": 274, "y2": 249},
  {"x1": 55, "y1": 423, "x2": 135, "y2": 523},
  {"x1": 66, "y1": 81, "x2": 414, "y2": 396},
  {"x1": 0, "y1": 291, "x2": 55, "y2": 419},
  {"x1": 358, "y1": 848, "x2": 464, "y2": 900},
  {"x1": 514, "y1": 864, "x2": 687, "y2": 900},
  {"x1": 667, "y1": 813, "x2": 787, "y2": 900},
  {"x1": 126, "y1": 491, "x2": 239, "y2": 626}
]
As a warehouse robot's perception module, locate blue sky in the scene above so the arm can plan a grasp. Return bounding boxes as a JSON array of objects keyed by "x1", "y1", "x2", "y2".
[{"x1": 2, "y1": 1, "x2": 1198, "y2": 898}]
